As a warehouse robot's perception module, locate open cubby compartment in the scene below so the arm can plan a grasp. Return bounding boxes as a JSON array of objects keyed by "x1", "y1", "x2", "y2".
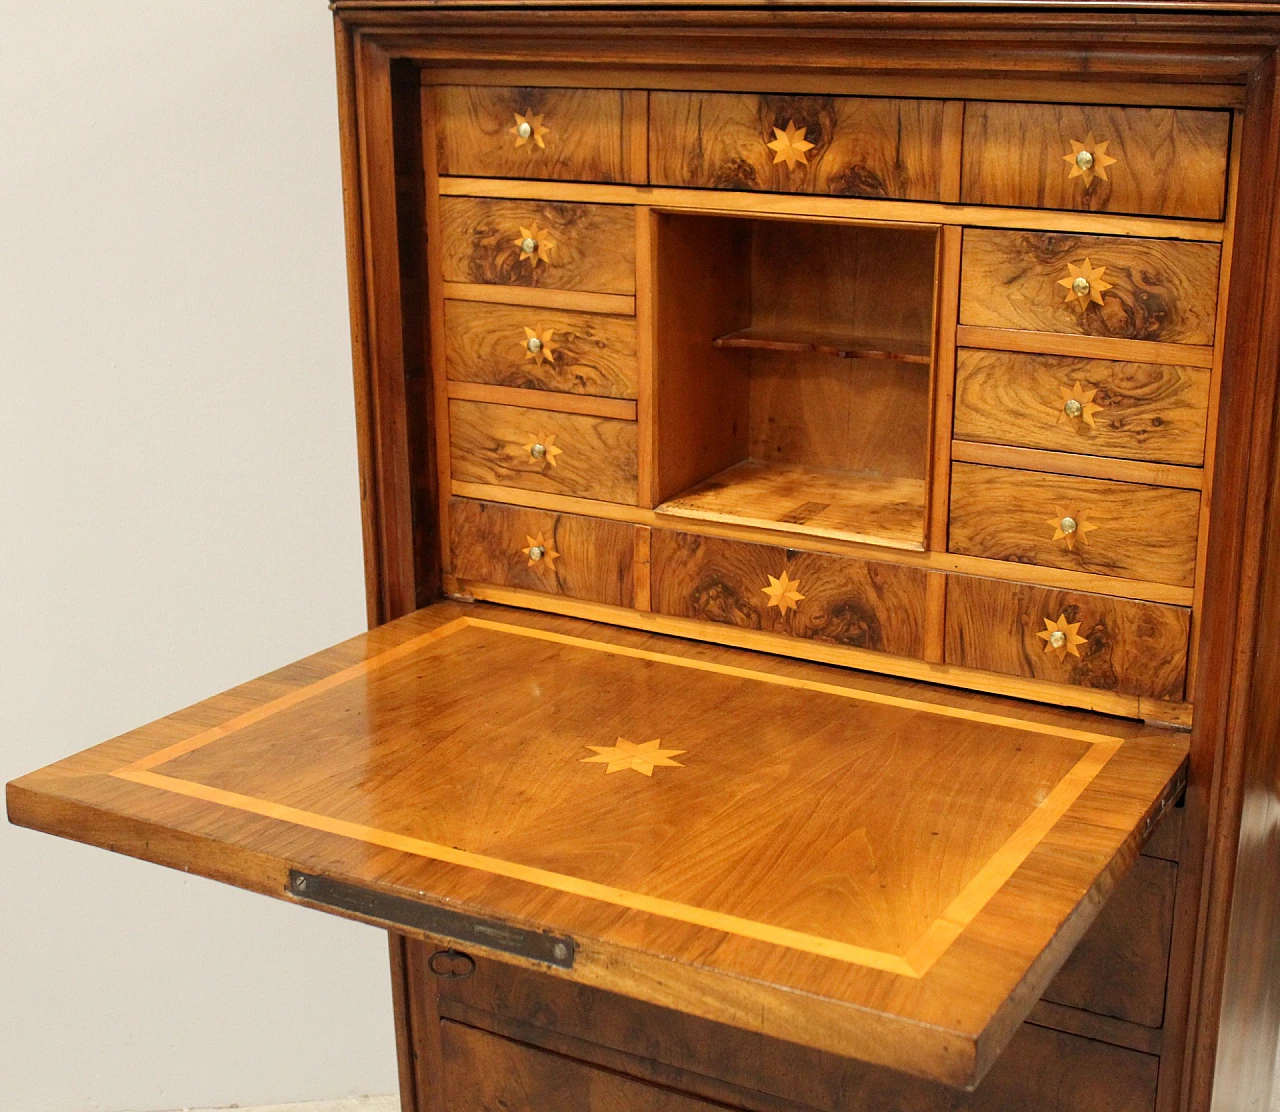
[{"x1": 652, "y1": 212, "x2": 941, "y2": 551}]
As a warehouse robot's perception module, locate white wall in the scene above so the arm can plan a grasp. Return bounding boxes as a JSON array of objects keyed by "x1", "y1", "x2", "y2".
[{"x1": 1, "y1": 4, "x2": 399, "y2": 1110}]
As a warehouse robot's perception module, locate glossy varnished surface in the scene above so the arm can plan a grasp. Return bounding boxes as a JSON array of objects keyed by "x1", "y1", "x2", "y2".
[{"x1": 7, "y1": 600, "x2": 1186, "y2": 1087}]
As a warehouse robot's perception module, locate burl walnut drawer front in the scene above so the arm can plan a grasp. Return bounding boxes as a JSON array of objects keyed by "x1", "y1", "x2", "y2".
[
  {"x1": 959, "y1": 229, "x2": 1221, "y2": 346},
  {"x1": 945, "y1": 575, "x2": 1190, "y2": 703},
  {"x1": 953, "y1": 348, "x2": 1210, "y2": 466},
  {"x1": 962, "y1": 102, "x2": 1231, "y2": 220},
  {"x1": 652, "y1": 530, "x2": 929, "y2": 657},
  {"x1": 449, "y1": 498, "x2": 637, "y2": 606},
  {"x1": 450, "y1": 398, "x2": 639, "y2": 504},
  {"x1": 435, "y1": 85, "x2": 630, "y2": 183},
  {"x1": 649, "y1": 91, "x2": 945, "y2": 199},
  {"x1": 440, "y1": 197, "x2": 636, "y2": 294},
  {"x1": 949, "y1": 462, "x2": 1201, "y2": 587},
  {"x1": 444, "y1": 300, "x2": 638, "y2": 399}
]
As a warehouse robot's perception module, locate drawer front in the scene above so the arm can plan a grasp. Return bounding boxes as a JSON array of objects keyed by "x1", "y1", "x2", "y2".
[
  {"x1": 960, "y1": 229, "x2": 1220, "y2": 346},
  {"x1": 962, "y1": 102, "x2": 1231, "y2": 220},
  {"x1": 948, "y1": 462, "x2": 1201, "y2": 587},
  {"x1": 435, "y1": 85, "x2": 627, "y2": 183},
  {"x1": 652, "y1": 530, "x2": 929, "y2": 656},
  {"x1": 954, "y1": 348, "x2": 1210, "y2": 466},
  {"x1": 1044, "y1": 854, "x2": 1177, "y2": 1028},
  {"x1": 944, "y1": 575, "x2": 1190, "y2": 702},
  {"x1": 440, "y1": 198, "x2": 636, "y2": 294},
  {"x1": 449, "y1": 498, "x2": 636, "y2": 606},
  {"x1": 649, "y1": 91, "x2": 944, "y2": 200},
  {"x1": 450, "y1": 399, "x2": 638, "y2": 504},
  {"x1": 444, "y1": 300, "x2": 638, "y2": 399}
]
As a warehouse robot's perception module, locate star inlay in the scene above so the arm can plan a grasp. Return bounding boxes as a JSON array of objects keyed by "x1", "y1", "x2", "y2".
[
  {"x1": 766, "y1": 121, "x2": 815, "y2": 170},
  {"x1": 581, "y1": 738, "x2": 685, "y2": 776},
  {"x1": 521, "y1": 533, "x2": 560, "y2": 568},
  {"x1": 1063, "y1": 133, "x2": 1118, "y2": 187},
  {"x1": 761, "y1": 569, "x2": 805, "y2": 614},
  {"x1": 509, "y1": 109, "x2": 550, "y2": 150},
  {"x1": 1058, "y1": 380, "x2": 1103, "y2": 428},
  {"x1": 522, "y1": 432, "x2": 562, "y2": 467},
  {"x1": 1045, "y1": 506, "x2": 1099, "y2": 551},
  {"x1": 521, "y1": 325, "x2": 558, "y2": 365},
  {"x1": 1058, "y1": 258, "x2": 1113, "y2": 308},
  {"x1": 1038, "y1": 614, "x2": 1088, "y2": 662},
  {"x1": 514, "y1": 224, "x2": 556, "y2": 267}
]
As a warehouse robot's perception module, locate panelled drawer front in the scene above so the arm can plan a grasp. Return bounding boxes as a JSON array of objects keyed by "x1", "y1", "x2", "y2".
[
  {"x1": 962, "y1": 102, "x2": 1231, "y2": 220},
  {"x1": 649, "y1": 91, "x2": 945, "y2": 199},
  {"x1": 944, "y1": 575, "x2": 1190, "y2": 702},
  {"x1": 444, "y1": 300, "x2": 638, "y2": 399},
  {"x1": 435, "y1": 85, "x2": 627, "y2": 183},
  {"x1": 960, "y1": 229, "x2": 1221, "y2": 346},
  {"x1": 449, "y1": 498, "x2": 636, "y2": 607},
  {"x1": 954, "y1": 348, "x2": 1210, "y2": 466},
  {"x1": 450, "y1": 399, "x2": 639, "y2": 504},
  {"x1": 652, "y1": 530, "x2": 929, "y2": 657},
  {"x1": 1044, "y1": 854, "x2": 1177, "y2": 1029},
  {"x1": 440, "y1": 198, "x2": 636, "y2": 294},
  {"x1": 948, "y1": 462, "x2": 1201, "y2": 587}
]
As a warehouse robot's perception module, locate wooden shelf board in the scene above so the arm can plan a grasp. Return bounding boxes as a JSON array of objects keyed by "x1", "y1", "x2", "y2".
[
  {"x1": 657, "y1": 459, "x2": 927, "y2": 552},
  {"x1": 712, "y1": 327, "x2": 932, "y2": 364}
]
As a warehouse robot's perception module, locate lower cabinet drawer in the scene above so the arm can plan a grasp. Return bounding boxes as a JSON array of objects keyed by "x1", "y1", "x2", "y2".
[
  {"x1": 652, "y1": 530, "x2": 929, "y2": 657},
  {"x1": 450, "y1": 498, "x2": 636, "y2": 607},
  {"x1": 945, "y1": 575, "x2": 1190, "y2": 703},
  {"x1": 450, "y1": 398, "x2": 639, "y2": 504}
]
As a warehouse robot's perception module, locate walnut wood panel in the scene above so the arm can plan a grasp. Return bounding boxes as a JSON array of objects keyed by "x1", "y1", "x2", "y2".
[
  {"x1": 449, "y1": 398, "x2": 638, "y2": 504},
  {"x1": 651, "y1": 529, "x2": 929, "y2": 657},
  {"x1": 944, "y1": 575, "x2": 1190, "y2": 703},
  {"x1": 962, "y1": 102, "x2": 1231, "y2": 220},
  {"x1": 953, "y1": 348, "x2": 1210, "y2": 467},
  {"x1": 444, "y1": 299, "x2": 638, "y2": 399},
  {"x1": 441, "y1": 1020, "x2": 723, "y2": 1112},
  {"x1": 439, "y1": 197, "x2": 636, "y2": 294},
  {"x1": 435, "y1": 85, "x2": 628, "y2": 183},
  {"x1": 450, "y1": 498, "x2": 636, "y2": 607},
  {"x1": 1044, "y1": 854, "x2": 1177, "y2": 1029},
  {"x1": 6, "y1": 600, "x2": 1189, "y2": 1088},
  {"x1": 959, "y1": 229, "x2": 1221, "y2": 347},
  {"x1": 948, "y1": 462, "x2": 1202, "y2": 588},
  {"x1": 649, "y1": 91, "x2": 944, "y2": 200}
]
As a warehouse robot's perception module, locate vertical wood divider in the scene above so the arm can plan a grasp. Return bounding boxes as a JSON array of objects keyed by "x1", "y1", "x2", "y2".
[
  {"x1": 940, "y1": 100, "x2": 966, "y2": 204},
  {"x1": 622, "y1": 90, "x2": 650, "y2": 184},
  {"x1": 634, "y1": 525, "x2": 653, "y2": 611},
  {"x1": 927, "y1": 225, "x2": 963, "y2": 552},
  {"x1": 636, "y1": 206, "x2": 657, "y2": 508},
  {"x1": 924, "y1": 573, "x2": 948, "y2": 664}
]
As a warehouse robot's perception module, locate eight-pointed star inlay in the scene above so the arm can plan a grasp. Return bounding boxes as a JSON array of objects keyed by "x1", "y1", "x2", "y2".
[
  {"x1": 581, "y1": 738, "x2": 686, "y2": 776},
  {"x1": 522, "y1": 432, "x2": 563, "y2": 467},
  {"x1": 514, "y1": 224, "x2": 556, "y2": 267},
  {"x1": 761, "y1": 569, "x2": 805, "y2": 614},
  {"x1": 521, "y1": 533, "x2": 560, "y2": 568},
  {"x1": 1045, "y1": 506, "x2": 1099, "y2": 551},
  {"x1": 1038, "y1": 614, "x2": 1089, "y2": 662},
  {"x1": 767, "y1": 121, "x2": 815, "y2": 170},
  {"x1": 1062, "y1": 132, "x2": 1118, "y2": 188},
  {"x1": 521, "y1": 325, "x2": 558, "y2": 366},
  {"x1": 509, "y1": 109, "x2": 550, "y2": 150},
  {"x1": 1058, "y1": 258, "x2": 1113, "y2": 308},
  {"x1": 1058, "y1": 380, "x2": 1103, "y2": 428}
]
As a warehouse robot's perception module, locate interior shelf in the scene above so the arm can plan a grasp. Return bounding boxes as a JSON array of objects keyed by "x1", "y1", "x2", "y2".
[{"x1": 712, "y1": 327, "x2": 932, "y2": 365}]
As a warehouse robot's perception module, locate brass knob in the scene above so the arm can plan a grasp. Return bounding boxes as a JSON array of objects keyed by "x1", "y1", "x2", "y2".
[
  {"x1": 1060, "y1": 516, "x2": 1078, "y2": 535},
  {"x1": 529, "y1": 442, "x2": 547, "y2": 460},
  {"x1": 1048, "y1": 630, "x2": 1067, "y2": 650},
  {"x1": 1072, "y1": 276, "x2": 1091, "y2": 297},
  {"x1": 1075, "y1": 149, "x2": 1095, "y2": 172},
  {"x1": 521, "y1": 236, "x2": 538, "y2": 255},
  {"x1": 527, "y1": 544, "x2": 546, "y2": 561},
  {"x1": 526, "y1": 336, "x2": 542, "y2": 354},
  {"x1": 1063, "y1": 398, "x2": 1084, "y2": 419},
  {"x1": 516, "y1": 120, "x2": 533, "y2": 140}
]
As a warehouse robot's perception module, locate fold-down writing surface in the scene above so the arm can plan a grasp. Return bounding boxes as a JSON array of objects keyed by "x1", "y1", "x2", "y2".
[{"x1": 6, "y1": 601, "x2": 1187, "y2": 1089}]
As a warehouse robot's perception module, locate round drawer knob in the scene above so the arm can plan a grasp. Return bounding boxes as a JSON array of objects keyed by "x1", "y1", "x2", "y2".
[
  {"x1": 529, "y1": 442, "x2": 547, "y2": 459},
  {"x1": 1060, "y1": 515, "x2": 1078, "y2": 535},
  {"x1": 516, "y1": 120, "x2": 533, "y2": 140},
  {"x1": 521, "y1": 236, "x2": 538, "y2": 255},
  {"x1": 1063, "y1": 398, "x2": 1084, "y2": 419},
  {"x1": 527, "y1": 544, "x2": 546, "y2": 561},
  {"x1": 1072, "y1": 275, "x2": 1091, "y2": 297},
  {"x1": 1048, "y1": 630, "x2": 1067, "y2": 650},
  {"x1": 526, "y1": 335, "x2": 543, "y2": 354},
  {"x1": 1075, "y1": 148, "x2": 1095, "y2": 172}
]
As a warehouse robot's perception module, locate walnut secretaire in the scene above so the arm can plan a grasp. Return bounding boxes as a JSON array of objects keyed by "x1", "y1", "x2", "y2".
[{"x1": 9, "y1": 4, "x2": 1280, "y2": 1111}]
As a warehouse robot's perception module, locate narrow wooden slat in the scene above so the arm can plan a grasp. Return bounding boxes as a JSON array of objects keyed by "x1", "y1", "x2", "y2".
[
  {"x1": 635, "y1": 207, "x2": 656, "y2": 508},
  {"x1": 956, "y1": 325, "x2": 1217, "y2": 370},
  {"x1": 939, "y1": 100, "x2": 965, "y2": 204},
  {"x1": 633, "y1": 525, "x2": 652, "y2": 611},
  {"x1": 442, "y1": 281, "x2": 636, "y2": 316},
  {"x1": 621, "y1": 89, "x2": 649, "y2": 184},
  {"x1": 924, "y1": 573, "x2": 947, "y2": 664},
  {"x1": 446, "y1": 380, "x2": 638, "y2": 421},
  {"x1": 950, "y1": 441, "x2": 1205, "y2": 491},
  {"x1": 928, "y1": 225, "x2": 963, "y2": 550}
]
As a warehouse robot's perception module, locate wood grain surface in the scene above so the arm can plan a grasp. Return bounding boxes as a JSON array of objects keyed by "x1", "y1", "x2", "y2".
[
  {"x1": 651, "y1": 529, "x2": 929, "y2": 656},
  {"x1": 435, "y1": 85, "x2": 628, "y2": 183},
  {"x1": 962, "y1": 102, "x2": 1231, "y2": 220},
  {"x1": 953, "y1": 348, "x2": 1210, "y2": 466},
  {"x1": 649, "y1": 91, "x2": 944, "y2": 199},
  {"x1": 959, "y1": 229, "x2": 1221, "y2": 346},
  {"x1": 440, "y1": 197, "x2": 636, "y2": 294},
  {"x1": 449, "y1": 498, "x2": 637, "y2": 606},
  {"x1": 944, "y1": 575, "x2": 1190, "y2": 702},
  {"x1": 444, "y1": 299, "x2": 638, "y2": 399},
  {"x1": 449, "y1": 398, "x2": 639, "y2": 504},
  {"x1": 948, "y1": 461, "x2": 1202, "y2": 587},
  {"x1": 6, "y1": 599, "x2": 1188, "y2": 1088}
]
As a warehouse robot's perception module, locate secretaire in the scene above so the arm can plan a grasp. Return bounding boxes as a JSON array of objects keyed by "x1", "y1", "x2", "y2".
[{"x1": 9, "y1": 3, "x2": 1280, "y2": 1110}]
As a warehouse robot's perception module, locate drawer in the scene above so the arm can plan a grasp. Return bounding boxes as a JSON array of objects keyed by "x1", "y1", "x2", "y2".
[
  {"x1": 960, "y1": 229, "x2": 1220, "y2": 346},
  {"x1": 1044, "y1": 854, "x2": 1177, "y2": 1028},
  {"x1": 954, "y1": 348, "x2": 1210, "y2": 466},
  {"x1": 440, "y1": 197, "x2": 636, "y2": 294},
  {"x1": 449, "y1": 398, "x2": 638, "y2": 504},
  {"x1": 435, "y1": 85, "x2": 629, "y2": 183},
  {"x1": 962, "y1": 102, "x2": 1231, "y2": 220},
  {"x1": 649, "y1": 90, "x2": 945, "y2": 199},
  {"x1": 948, "y1": 462, "x2": 1201, "y2": 587},
  {"x1": 444, "y1": 299, "x2": 637, "y2": 399},
  {"x1": 449, "y1": 498, "x2": 636, "y2": 606},
  {"x1": 652, "y1": 529, "x2": 929, "y2": 656},
  {"x1": 944, "y1": 575, "x2": 1190, "y2": 702}
]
